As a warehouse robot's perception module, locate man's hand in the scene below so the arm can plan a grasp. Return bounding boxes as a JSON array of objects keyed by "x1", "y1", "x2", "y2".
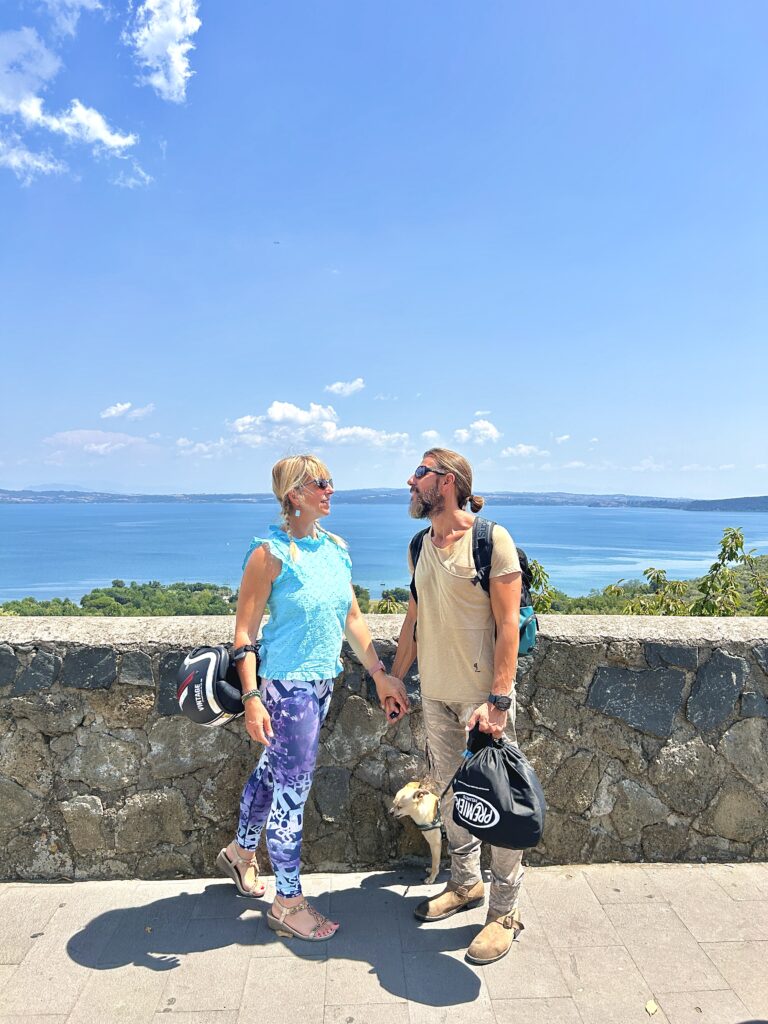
[
  {"x1": 467, "y1": 701, "x2": 507, "y2": 738},
  {"x1": 374, "y1": 674, "x2": 409, "y2": 722},
  {"x1": 244, "y1": 699, "x2": 273, "y2": 745}
]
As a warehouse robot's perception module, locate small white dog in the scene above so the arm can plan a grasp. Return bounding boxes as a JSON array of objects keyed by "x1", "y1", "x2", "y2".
[{"x1": 390, "y1": 781, "x2": 443, "y2": 884}]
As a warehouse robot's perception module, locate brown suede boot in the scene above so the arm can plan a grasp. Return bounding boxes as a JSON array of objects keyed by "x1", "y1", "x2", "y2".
[
  {"x1": 465, "y1": 909, "x2": 524, "y2": 964},
  {"x1": 414, "y1": 879, "x2": 485, "y2": 922}
]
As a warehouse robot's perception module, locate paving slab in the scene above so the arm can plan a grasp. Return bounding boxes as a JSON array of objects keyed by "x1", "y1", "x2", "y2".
[{"x1": 1, "y1": 864, "x2": 768, "y2": 1024}]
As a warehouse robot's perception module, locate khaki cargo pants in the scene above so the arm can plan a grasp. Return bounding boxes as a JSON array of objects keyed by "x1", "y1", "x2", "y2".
[{"x1": 422, "y1": 695, "x2": 524, "y2": 917}]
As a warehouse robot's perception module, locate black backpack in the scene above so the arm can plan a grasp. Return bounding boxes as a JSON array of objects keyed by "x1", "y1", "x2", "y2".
[{"x1": 408, "y1": 517, "x2": 538, "y2": 655}]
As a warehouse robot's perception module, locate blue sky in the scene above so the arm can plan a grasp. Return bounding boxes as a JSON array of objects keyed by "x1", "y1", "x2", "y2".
[{"x1": 1, "y1": 1, "x2": 766, "y2": 498}]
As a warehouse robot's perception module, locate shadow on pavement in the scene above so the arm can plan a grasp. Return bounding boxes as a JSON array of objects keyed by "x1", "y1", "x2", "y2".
[{"x1": 65, "y1": 872, "x2": 482, "y2": 1006}]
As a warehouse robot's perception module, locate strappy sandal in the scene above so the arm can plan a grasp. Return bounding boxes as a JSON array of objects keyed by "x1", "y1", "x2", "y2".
[
  {"x1": 216, "y1": 844, "x2": 266, "y2": 898},
  {"x1": 266, "y1": 898, "x2": 338, "y2": 941}
]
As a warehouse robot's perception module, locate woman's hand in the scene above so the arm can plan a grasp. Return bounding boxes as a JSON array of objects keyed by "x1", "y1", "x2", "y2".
[
  {"x1": 244, "y1": 699, "x2": 273, "y2": 745},
  {"x1": 374, "y1": 673, "x2": 409, "y2": 722}
]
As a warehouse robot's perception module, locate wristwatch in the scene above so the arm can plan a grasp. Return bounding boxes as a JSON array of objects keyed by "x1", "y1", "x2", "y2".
[{"x1": 487, "y1": 693, "x2": 513, "y2": 711}]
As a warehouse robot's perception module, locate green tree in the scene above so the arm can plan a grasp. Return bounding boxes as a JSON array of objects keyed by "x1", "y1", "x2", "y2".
[{"x1": 352, "y1": 584, "x2": 370, "y2": 613}]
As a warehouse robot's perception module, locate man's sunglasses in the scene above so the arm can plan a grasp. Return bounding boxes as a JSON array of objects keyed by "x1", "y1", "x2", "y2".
[
  {"x1": 413, "y1": 466, "x2": 448, "y2": 479},
  {"x1": 307, "y1": 477, "x2": 334, "y2": 490}
]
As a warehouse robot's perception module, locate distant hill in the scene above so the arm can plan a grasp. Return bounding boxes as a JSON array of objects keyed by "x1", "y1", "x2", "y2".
[{"x1": 2, "y1": 487, "x2": 768, "y2": 511}]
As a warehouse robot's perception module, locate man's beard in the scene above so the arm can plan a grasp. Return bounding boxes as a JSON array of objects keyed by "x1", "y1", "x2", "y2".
[{"x1": 409, "y1": 484, "x2": 444, "y2": 519}]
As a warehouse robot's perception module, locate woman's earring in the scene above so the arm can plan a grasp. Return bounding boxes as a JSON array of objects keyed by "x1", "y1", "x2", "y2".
[{"x1": 294, "y1": 507, "x2": 301, "y2": 517}]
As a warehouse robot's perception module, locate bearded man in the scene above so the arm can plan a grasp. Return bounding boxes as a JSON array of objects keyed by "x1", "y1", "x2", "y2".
[{"x1": 389, "y1": 447, "x2": 525, "y2": 964}]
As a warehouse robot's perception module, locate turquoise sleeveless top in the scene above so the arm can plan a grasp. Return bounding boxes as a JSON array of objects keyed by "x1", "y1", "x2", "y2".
[{"x1": 243, "y1": 525, "x2": 353, "y2": 681}]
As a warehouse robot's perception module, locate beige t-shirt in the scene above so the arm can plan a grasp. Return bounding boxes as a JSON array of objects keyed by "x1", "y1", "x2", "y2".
[{"x1": 409, "y1": 522, "x2": 521, "y2": 701}]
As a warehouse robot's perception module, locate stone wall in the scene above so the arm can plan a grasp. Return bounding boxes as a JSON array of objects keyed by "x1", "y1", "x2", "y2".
[{"x1": 1, "y1": 615, "x2": 767, "y2": 880}]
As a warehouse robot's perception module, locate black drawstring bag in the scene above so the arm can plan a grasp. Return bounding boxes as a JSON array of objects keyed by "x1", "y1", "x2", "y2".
[{"x1": 450, "y1": 726, "x2": 546, "y2": 849}]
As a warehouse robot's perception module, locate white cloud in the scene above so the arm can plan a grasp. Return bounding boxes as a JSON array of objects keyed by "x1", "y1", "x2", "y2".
[
  {"x1": 501, "y1": 443, "x2": 550, "y2": 458},
  {"x1": 112, "y1": 160, "x2": 153, "y2": 188},
  {"x1": 0, "y1": 133, "x2": 65, "y2": 182},
  {"x1": 41, "y1": 0, "x2": 102, "y2": 37},
  {"x1": 474, "y1": 409, "x2": 491, "y2": 417},
  {"x1": 0, "y1": 29, "x2": 60, "y2": 114},
  {"x1": 126, "y1": 0, "x2": 202, "y2": 103},
  {"x1": 127, "y1": 402, "x2": 155, "y2": 419},
  {"x1": 324, "y1": 377, "x2": 364, "y2": 397},
  {"x1": 266, "y1": 401, "x2": 337, "y2": 426},
  {"x1": 554, "y1": 434, "x2": 570, "y2": 444},
  {"x1": 44, "y1": 429, "x2": 146, "y2": 455},
  {"x1": 563, "y1": 460, "x2": 586, "y2": 469},
  {"x1": 421, "y1": 429, "x2": 440, "y2": 441},
  {"x1": 100, "y1": 402, "x2": 132, "y2": 418},
  {"x1": 718, "y1": 464, "x2": 735, "y2": 471},
  {"x1": 20, "y1": 95, "x2": 136, "y2": 151},
  {"x1": 755, "y1": 463, "x2": 768, "y2": 470},
  {"x1": 631, "y1": 456, "x2": 666, "y2": 472},
  {"x1": 373, "y1": 393, "x2": 398, "y2": 402},
  {"x1": 230, "y1": 414, "x2": 263, "y2": 433},
  {"x1": 454, "y1": 419, "x2": 502, "y2": 445},
  {"x1": 319, "y1": 423, "x2": 409, "y2": 448},
  {"x1": 590, "y1": 437, "x2": 599, "y2": 444},
  {"x1": 177, "y1": 437, "x2": 229, "y2": 458}
]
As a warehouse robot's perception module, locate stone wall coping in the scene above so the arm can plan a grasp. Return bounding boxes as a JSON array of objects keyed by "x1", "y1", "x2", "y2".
[{"x1": 1, "y1": 613, "x2": 766, "y2": 647}]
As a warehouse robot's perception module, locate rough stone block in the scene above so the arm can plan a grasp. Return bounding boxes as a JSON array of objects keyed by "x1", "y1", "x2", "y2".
[
  {"x1": 14, "y1": 649, "x2": 61, "y2": 693},
  {"x1": 535, "y1": 641, "x2": 606, "y2": 693},
  {"x1": 586, "y1": 666, "x2": 685, "y2": 738},
  {"x1": 59, "y1": 733, "x2": 143, "y2": 791},
  {"x1": 147, "y1": 716, "x2": 240, "y2": 779},
  {"x1": 694, "y1": 777, "x2": 768, "y2": 844},
  {"x1": 541, "y1": 810, "x2": 593, "y2": 862},
  {"x1": 546, "y1": 751, "x2": 600, "y2": 814},
  {"x1": 741, "y1": 690, "x2": 768, "y2": 718},
  {"x1": 157, "y1": 650, "x2": 185, "y2": 715},
  {"x1": 10, "y1": 689, "x2": 86, "y2": 736},
  {"x1": 91, "y1": 685, "x2": 155, "y2": 729},
  {"x1": 61, "y1": 647, "x2": 117, "y2": 690},
  {"x1": 61, "y1": 794, "x2": 105, "y2": 852},
  {"x1": 0, "y1": 721, "x2": 53, "y2": 798},
  {"x1": 641, "y1": 819, "x2": 690, "y2": 861},
  {"x1": 648, "y1": 737, "x2": 727, "y2": 816},
  {"x1": 644, "y1": 642, "x2": 699, "y2": 671},
  {"x1": 0, "y1": 776, "x2": 43, "y2": 834},
  {"x1": 321, "y1": 695, "x2": 388, "y2": 767},
  {"x1": 119, "y1": 649, "x2": 154, "y2": 687},
  {"x1": 115, "y1": 788, "x2": 191, "y2": 851},
  {"x1": 0, "y1": 643, "x2": 18, "y2": 686},
  {"x1": 687, "y1": 649, "x2": 749, "y2": 731},
  {"x1": 314, "y1": 766, "x2": 351, "y2": 823},
  {"x1": 609, "y1": 780, "x2": 669, "y2": 840},
  {"x1": 755, "y1": 644, "x2": 768, "y2": 674},
  {"x1": 718, "y1": 718, "x2": 768, "y2": 794}
]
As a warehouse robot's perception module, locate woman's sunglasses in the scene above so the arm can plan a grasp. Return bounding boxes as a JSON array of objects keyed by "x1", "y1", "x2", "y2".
[
  {"x1": 307, "y1": 477, "x2": 334, "y2": 490},
  {"x1": 413, "y1": 466, "x2": 448, "y2": 479}
]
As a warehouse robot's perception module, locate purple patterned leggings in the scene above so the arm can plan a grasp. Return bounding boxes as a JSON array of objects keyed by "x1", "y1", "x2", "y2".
[{"x1": 235, "y1": 678, "x2": 333, "y2": 898}]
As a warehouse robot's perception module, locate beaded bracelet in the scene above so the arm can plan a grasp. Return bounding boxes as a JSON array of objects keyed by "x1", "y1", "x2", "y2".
[{"x1": 241, "y1": 690, "x2": 263, "y2": 704}]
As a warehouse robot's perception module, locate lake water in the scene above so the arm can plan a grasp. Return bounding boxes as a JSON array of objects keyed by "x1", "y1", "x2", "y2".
[{"x1": 3, "y1": 502, "x2": 768, "y2": 604}]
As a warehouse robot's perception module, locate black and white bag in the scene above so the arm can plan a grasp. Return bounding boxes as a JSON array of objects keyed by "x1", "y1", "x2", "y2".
[{"x1": 451, "y1": 726, "x2": 546, "y2": 849}]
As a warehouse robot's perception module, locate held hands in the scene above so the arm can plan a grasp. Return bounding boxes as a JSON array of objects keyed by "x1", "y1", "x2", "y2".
[
  {"x1": 374, "y1": 673, "x2": 409, "y2": 723},
  {"x1": 244, "y1": 698, "x2": 273, "y2": 746},
  {"x1": 467, "y1": 701, "x2": 507, "y2": 738}
]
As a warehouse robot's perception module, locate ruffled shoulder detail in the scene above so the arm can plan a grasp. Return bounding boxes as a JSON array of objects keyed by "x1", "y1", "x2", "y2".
[
  {"x1": 242, "y1": 530, "x2": 290, "y2": 571},
  {"x1": 242, "y1": 536, "x2": 268, "y2": 571}
]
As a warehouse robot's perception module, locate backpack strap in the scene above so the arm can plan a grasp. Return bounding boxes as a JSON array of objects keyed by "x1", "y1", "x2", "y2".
[
  {"x1": 471, "y1": 517, "x2": 495, "y2": 594},
  {"x1": 408, "y1": 527, "x2": 430, "y2": 603}
]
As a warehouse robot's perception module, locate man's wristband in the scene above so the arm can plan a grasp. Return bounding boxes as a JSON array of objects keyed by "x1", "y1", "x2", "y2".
[
  {"x1": 241, "y1": 690, "x2": 262, "y2": 705},
  {"x1": 367, "y1": 659, "x2": 386, "y2": 677}
]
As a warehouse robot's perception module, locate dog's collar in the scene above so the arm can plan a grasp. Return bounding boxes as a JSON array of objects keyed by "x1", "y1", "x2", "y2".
[{"x1": 415, "y1": 806, "x2": 442, "y2": 832}]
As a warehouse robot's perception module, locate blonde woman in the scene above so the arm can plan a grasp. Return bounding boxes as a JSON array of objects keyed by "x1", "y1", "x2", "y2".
[{"x1": 216, "y1": 454, "x2": 409, "y2": 941}]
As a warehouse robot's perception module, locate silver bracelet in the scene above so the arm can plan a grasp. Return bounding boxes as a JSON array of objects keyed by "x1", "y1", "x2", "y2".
[{"x1": 241, "y1": 689, "x2": 262, "y2": 704}]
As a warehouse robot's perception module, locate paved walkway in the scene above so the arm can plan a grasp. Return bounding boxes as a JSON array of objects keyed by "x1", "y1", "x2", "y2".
[{"x1": 1, "y1": 863, "x2": 767, "y2": 1024}]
